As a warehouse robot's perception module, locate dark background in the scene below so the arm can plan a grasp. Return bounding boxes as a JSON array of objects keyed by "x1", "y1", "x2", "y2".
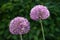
[{"x1": 0, "y1": 0, "x2": 60, "y2": 40}]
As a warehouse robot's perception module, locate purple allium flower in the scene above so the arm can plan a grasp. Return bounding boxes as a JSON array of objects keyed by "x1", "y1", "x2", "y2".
[
  {"x1": 9, "y1": 17, "x2": 30, "y2": 34},
  {"x1": 30, "y1": 5, "x2": 50, "y2": 21}
]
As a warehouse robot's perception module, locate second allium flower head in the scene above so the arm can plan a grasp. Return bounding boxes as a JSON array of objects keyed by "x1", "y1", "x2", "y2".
[
  {"x1": 9, "y1": 17, "x2": 30, "y2": 35},
  {"x1": 30, "y1": 5, "x2": 50, "y2": 21}
]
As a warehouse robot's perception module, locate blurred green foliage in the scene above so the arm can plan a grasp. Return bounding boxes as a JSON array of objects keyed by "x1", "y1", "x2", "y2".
[{"x1": 0, "y1": 0, "x2": 60, "y2": 40}]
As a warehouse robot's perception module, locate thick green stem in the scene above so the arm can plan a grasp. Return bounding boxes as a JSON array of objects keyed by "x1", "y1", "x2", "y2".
[
  {"x1": 39, "y1": 20, "x2": 45, "y2": 40},
  {"x1": 20, "y1": 34, "x2": 23, "y2": 40}
]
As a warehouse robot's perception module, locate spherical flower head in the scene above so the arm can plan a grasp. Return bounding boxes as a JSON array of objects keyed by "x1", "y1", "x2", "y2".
[
  {"x1": 9, "y1": 17, "x2": 30, "y2": 35},
  {"x1": 30, "y1": 5, "x2": 50, "y2": 21}
]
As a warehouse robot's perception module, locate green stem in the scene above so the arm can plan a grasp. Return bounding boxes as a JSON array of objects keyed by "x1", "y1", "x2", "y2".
[
  {"x1": 39, "y1": 20, "x2": 45, "y2": 40},
  {"x1": 20, "y1": 34, "x2": 23, "y2": 40}
]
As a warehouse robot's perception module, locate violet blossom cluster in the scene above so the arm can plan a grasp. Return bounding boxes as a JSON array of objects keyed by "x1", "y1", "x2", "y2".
[
  {"x1": 9, "y1": 17, "x2": 30, "y2": 34},
  {"x1": 30, "y1": 5, "x2": 50, "y2": 21}
]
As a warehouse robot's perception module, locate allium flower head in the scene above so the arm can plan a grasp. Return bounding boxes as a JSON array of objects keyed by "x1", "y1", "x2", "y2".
[
  {"x1": 30, "y1": 5, "x2": 50, "y2": 20},
  {"x1": 9, "y1": 17, "x2": 30, "y2": 34}
]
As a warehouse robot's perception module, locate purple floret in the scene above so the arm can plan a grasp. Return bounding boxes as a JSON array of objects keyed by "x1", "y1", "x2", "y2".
[
  {"x1": 9, "y1": 17, "x2": 30, "y2": 34},
  {"x1": 30, "y1": 5, "x2": 50, "y2": 21}
]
